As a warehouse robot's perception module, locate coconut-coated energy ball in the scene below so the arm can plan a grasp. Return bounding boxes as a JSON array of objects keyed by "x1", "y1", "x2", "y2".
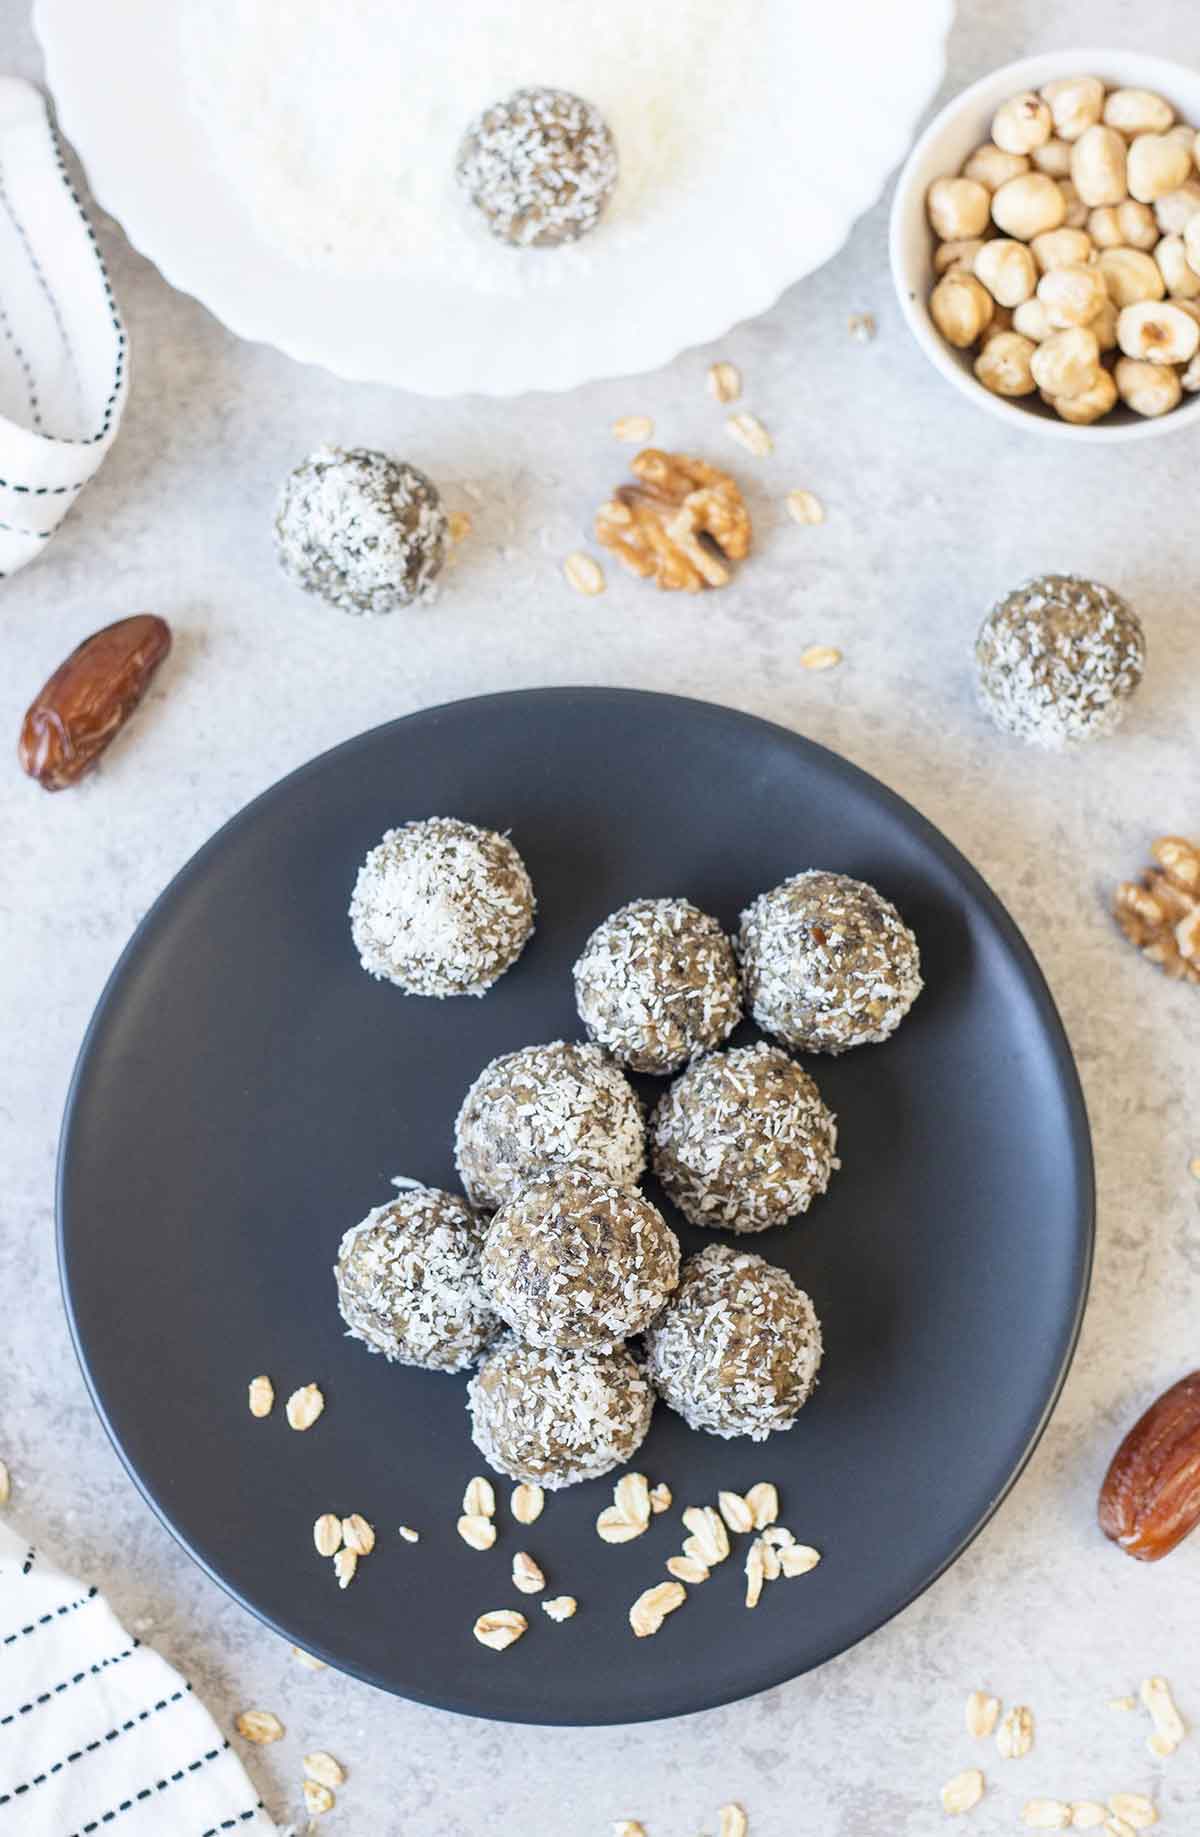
[
  {"x1": 454, "y1": 1040, "x2": 644, "y2": 1212},
  {"x1": 572, "y1": 897, "x2": 742, "y2": 1074},
  {"x1": 650, "y1": 1042, "x2": 838, "y2": 1233},
  {"x1": 467, "y1": 1335, "x2": 654, "y2": 1489},
  {"x1": 643, "y1": 1243, "x2": 823, "y2": 1441},
  {"x1": 481, "y1": 1164, "x2": 680, "y2": 1351},
  {"x1": 456, "y1": 86, "x2": 618, "y2": 249},
  {"x1": 975, "y1": 573, "x2": 1146, "y2": 748},
  {"x1": 737, "y1": 871, "x2": 922, "y2": 1055},
  {"x1": 349, "y1": 817, "x2": 535, "y2": 998},
  {"x1": 273, "y1": 446, "x2": 448, "y2": 614},
  {"x1": 334, "y1": 1184, "x2": 500, "y2": 1373}
]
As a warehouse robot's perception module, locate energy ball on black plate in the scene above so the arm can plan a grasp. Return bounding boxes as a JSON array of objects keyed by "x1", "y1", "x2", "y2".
[
  {"x1": 454, "y1": 1040, "x2": 644, "y2": 1211},
  {"x1": 650, "y1": 1042, "x2": 838, "y2": 1234},
  {"x1": 467, "y1": 1335, "x2": 653, "y2": 1489},
  {"x1": 456, "y1": 87, "x2": 618, "y2": 249},
  {"x1": 975, "y1": 573, "x2": 1146, "y2": 749},
  {"x1": 334, "y1": 1183, "x2": 499, "y2": 1373},
  {"x1": 737, "y1": 870, "x2": 922, "y2": 1055},
  {"x1": 481, "y1": 1164, "x2": 680, "y2": 1351},
  {"x1": 274, "y1": 446, "x2": 448, "y2": 614},
  {"x1": 572, "y1": 897, "x2": 742, "y2": 1075},
  {"x1": 349, "y1": 816, "x2": 535, "y2": 998},
  {"x1": 644, "y1": 1242, "x2": 823, "y2": 1441}
]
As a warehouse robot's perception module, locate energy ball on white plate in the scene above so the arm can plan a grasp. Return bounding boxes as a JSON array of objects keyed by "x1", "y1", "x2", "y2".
[
  {"x1": 737, "y1": 872, "x2": 922, "y2": 1056},
  {"x1": 349, "y1": 817, "x2": 535, "y2": 998},
  {"x1": 650, "y1": 1042, "x2": 838, "y2": 1234},
  {"x1": 467, "y1": 1335, "x2": 653, "y2": 1489},
  {"x1": 572, "y1": 897, "x2": 742, "y2": 1075},
  {"x1": 456, "y1": 86, "x2": 618, "y2": 249},
  {"x1": 273, "y1": 446, "x2": 448, "y2": 614},
  {"x1": 454, "y1": 1040, "x2": 644, "y2": 1211},
  {"x1": 643, "y1": 1243, "x2": 823, "y2": 1441},
  {"x1": 480, "y1": 1164, "x2": 680, "y2": 1351},
  {"x1": 975, "y1": 573, "x2": 1146, "y2": 749},
  {"x1": 334, "y1": 1183, "x2": 500, "y2": 1373}
]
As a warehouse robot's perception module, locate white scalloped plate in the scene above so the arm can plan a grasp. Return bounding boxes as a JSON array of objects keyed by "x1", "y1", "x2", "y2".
[{"x1": 35, "y1": 0, "x2": 952, "y2": 396}]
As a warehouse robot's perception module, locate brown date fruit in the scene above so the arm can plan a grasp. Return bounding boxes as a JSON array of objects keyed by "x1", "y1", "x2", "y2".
[
  {"x1": 18, "y1": 614, "x2": 171, "y2": 791},
  {"x1": 1098, "y1": 1370, "x2": 1200, "y2": 1561}
]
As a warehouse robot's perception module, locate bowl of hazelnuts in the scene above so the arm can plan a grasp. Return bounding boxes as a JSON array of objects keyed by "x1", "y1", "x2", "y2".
[{"x1": 889, "y1": 49, "x2": 1200, "y2": 438}]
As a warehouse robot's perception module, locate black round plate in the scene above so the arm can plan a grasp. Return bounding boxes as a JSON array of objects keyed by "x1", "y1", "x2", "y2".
[{"x1": 58, "y1": 689, "x2": 1093, "y2": 1725}]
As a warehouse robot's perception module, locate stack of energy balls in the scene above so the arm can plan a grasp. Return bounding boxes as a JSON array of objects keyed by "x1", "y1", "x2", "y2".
[{"x1": 334, "y1": 817, "x2": 923, "y2": 1490}]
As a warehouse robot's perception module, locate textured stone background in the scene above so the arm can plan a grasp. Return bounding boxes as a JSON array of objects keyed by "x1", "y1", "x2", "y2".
[{"x1": 3, "y1": 1, "x2": 1199, "y2": 1830}]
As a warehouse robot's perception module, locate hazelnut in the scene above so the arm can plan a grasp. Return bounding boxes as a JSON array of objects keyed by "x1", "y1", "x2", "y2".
[
  {"x1": 934, "y1": 238, "x2": 985, "y2": 276},
  {"x1": 992, "y1": 172, "x2": 1066, "y2": 240},
  {"x1": 1058, "y1": 179, "x2": 1090, "y2": 228},
  {"x1": 1013, "y1": 296, "x2": 1053, "y2": 341},
  {"x1": 1098, "y1": 246, "x2": 1166, "y2": 308},
  {"x1": 1030, "y1": 137, "x2": 1073, "y2": 179},
  {"x1": 974, "y1": 331, "x2": 1037, "y2": 396},
  {"x1": 974, "y1": 238, "x2": 1037, "y2": 307},
  {"x1": 1040, "y1": 75, "x2": 1105, "y2": 142},
  {"x1": 1115, "y1": 354, "x2": 1184, "y2": 416},
  {"x1": 1173, "y1": 297, "x2": 1200, "y2": 329},
  {"x1": 1165, "y1": 123, "x2": 1198, "y2": 152},
  {"x1": 1029, "y1": 325, "x2": 1102, "y2": 398},
  {"x1": 1115, "y1": 199, "x2": 1162, "y2": 251},
  {"x1": 1048, "y1": 367, "x2": 1118, "y2": 423},
  {"x1": 963, "y1": 143, "x2": 1030, "y2": 191},
  {"x1": 1071, "y1": 125, "x2": 1128, "y2": 207},
  {"x1": 1127, "y1": 133, "x2": 1192, "y2": 204},
  {"x1": 1182, "y1": 350, "x2": 1200, "y2": 392},
  {"x1": 929, "y1": 271, "x2": 995, "y2": 347},
  {"x1": 1184, "y1": 211, "x2": 1200, "y2": 276},
  {"x1": 1118, "y1": 299, "x2": 1200, "y2": 364},
  {"x1": 1091, "y1": 296, "x2": 1119, "y2": 352},
  {"x1": 1038, "y1": 262, "x2": 1109, "y2": 328},
  {"x1": 1156, "y1": 233, "x2": 1200, "y2": 300},
  {"x1": 977, "y1": 303, "x2": 1015, "y2": 347},
  {"x1": 1103, "y1": 88, "x2": 1176, "y2": 138},
  {"x1": 992, "y1": 91, "x2": 1052, "y2": 155},
  {"x1": 927, "y1": 176, "x2": 991, "y2": 240},
  {"x1": 1088, "y1": 205, "x2": 1124, "y2": 249},
  {"x1": 1155, "y1": 181, "x2": 1200, "y2": 236},
  {"x1": 1030, "y1": 226, "x2": 1093, "y2": 272}
]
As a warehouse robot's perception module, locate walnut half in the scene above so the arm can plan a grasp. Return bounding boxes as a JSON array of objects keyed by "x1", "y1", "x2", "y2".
[
  {"x1": 595, "y1": 449, "x2": 751, "y2": 592},
  {"x1": 1114, "y1": 835, "x2": 1200, "y2": 982}
]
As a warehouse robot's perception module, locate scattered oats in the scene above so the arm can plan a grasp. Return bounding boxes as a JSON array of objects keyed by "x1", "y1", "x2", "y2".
[
  {"x1": 597, "y1": 1505, "x2": 646, "y2": 1544},
  {"x1": 744, "y1": 1538, "x2": 765, "y2": 1609},
  {"x1": 966, "y1": 1691, "x2": 1001, "y2": 1739},
  {"x1": 542, "y1": 1595, "x2": 577, "y2": 1622},
  {"x1": 235, "y1": 1709, "x2": 284, "y2": 1744},
  {"x1": 719, "y1": 1806, "x2": 748, "y2": 1837},
  {"x1": 757, "y1": 1537, "x2": 781, "y2": 1581},
  {"x1": 1147, "y1": 1734, "x2": 1176, "y2": 1759},
  {"x1": 0, "y1": 1461, "x2": 9, "y2": 1507},
  {"x1": 941, "y1": 1768, "x2": 985, "y2": 1814},
  {"x1": 682, "y1": 1506, "x2": 730, "y2": 1566},
  {"x1": 285, "y1": 1383, "x2": 324, "y2": 1431},
  {"x1": 629, "y1": 1581, "x2": 686, "y2": 1638},
  {"x1": 458, "y1": 1513, "x2": 497, "y2": 1551},
  {"x1": 1188, "y1": 1157, "x2": 1200, "y2": 1180},
  {"x1": 463, "y1": 1476, "x2": 496, "y2": 1519},
  {"x1": 787, "y1": 489, "x2": 825, "y2": 526},
  {"x1": 333, "y1": 1548, "x2": 357, "y2": 1589},
  {"x1": 247, "y1": 1375, "x2": 274, "y2": 1418},
  {"x1": 1106, "y1": 1820, "x2": 1137, "y2": 1837},
  {"x1": 707, "y1": 361, "x2": 742, "y2": 404},
  {"x1": 398, "y1": 1525, "x2": 420, "y2": 1543},
  {"x1": 447, "y1": 510, "x2": 472, "y2": 543},
  {"x1": 1108, "y1": 1697, "x2": 1137, "y2": 1712},
  {"x1": 341, "y1": 1513, "x2": 374, "y2": 1556},
  {"x1": 303, "y1": 1753, "x2": 346, "y2": 1789},
  {"x1": 511, "y1": 1483, "x2": 544, "y2": 1526},
  {"x1": 1072, "y1": 1808, "x2": 1107, "y2": 1830},
  {"x1": 717, "y1": 1491, "x2": 755, "y2": 1535},
  {"x1": 778, "y1": 1543, "x2": 821, "y2": 1578},
  {"x1": 744, "y1": 1483, "x2": 779, "y2": 1530},
  {"x1": 1140, "y1": 1677, "x2": 1185, "y2": 1752},
  {"x1": 473, "y1": 1609, "x2": 528, "y2": 1651},
  {"x1": 291, "y1": 1646, "x2": 326, "y2": 1671},
  {"x1": 997, "y1": 1706, "x2": 1034, "y2": 1759},
  {"x1": 649, "y1": 1483, "x2": 672, "y2": 1515},
  {"x1": 513, "y1": 1551, "x2": 546, "y2": 1595},
  {"x1": 760, "y1": 1526, "x2": 795, "y2": 1548},
  {"x1": 614, "y1": 1824, "x2": 647, "y2": 1837},
  {"x1": 800, "y1": 644, "x2": 842, "y2": 672},
  {"x1": 613, "y1": 416, "x2": 654, "y2": 443},
  {"x1": 564, "y1": 550, "x2": 605, "y2": 596},
  {"x1": 848, "y1": 312, "x2": 877, "y2": 343},
  {"x1": 615, "y1": 1473, "x2": 652, "y2": 1529},
  {"x1": 667, "y1": 1555, "x2": 709, "y2": 1585},
  {"x1": 1107, "y1": 1797, "x2": 1156, "y2": 1829},
  {"x1": 303, "y1": 1779, "x2": 335, "y2": 1817},
  {"x1": 726, "y1": 412, "x2": 772, "y2": 457},
  {"x1": 1023, "y1": 1801, "x2": 1070, "y2": 1829},
  {"x1": 313, "y1": 1515, "x2": 342, "y2": 1558}
]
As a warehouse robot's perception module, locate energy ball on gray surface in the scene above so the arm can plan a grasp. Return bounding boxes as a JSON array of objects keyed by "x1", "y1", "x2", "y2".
[
  {"x1": 572, "y1": 897, "x2": 742, "y2": 1075},
  {"x1": 737, "y1": 871, "x2": 922, "y2": 1055},
  {"x1": 349, "y1": 816, "x2": 535, "y2": 998},
  {"x1": 467, "y1": 1335, "x2": 654, "y2": 1489},
  {"x1": 454, "y1": 1040, "x2": 644, "y2": 1212},
  {"x1": 481, "y1": 1164, "x2": 680, "y2": 1351},
  {"x1": 650, "y1": 1042, "x2": 838, "y2": 1234},
  {"x1": 975, "y1": 573, "x2": 1146, "y2": 749},
  {"x1": 456, "y1": 87, "x2": 618, "y2": 249},
  {"x1": 643, "y1": 1242, "x2": 823, "y2": 1441},
  {"x1": 334, "y1": 1184, "x2": 499, "y2": 1373},
  {"x1": 274, "y1": 445, "x2": 448, "y2": 614}
]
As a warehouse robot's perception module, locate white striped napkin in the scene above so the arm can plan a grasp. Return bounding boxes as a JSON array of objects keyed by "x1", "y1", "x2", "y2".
[
  {"x1": 0, "y1": 77, "x2": 127, "y2": 580},
  {"x1": 0, "y1": 1522, "x2": 275, "y2": 1837}
]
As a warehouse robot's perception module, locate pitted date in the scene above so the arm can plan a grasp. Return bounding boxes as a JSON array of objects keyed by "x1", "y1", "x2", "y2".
[{"x1": 18, "y1": 614, "x2": 171, "y2": 791}]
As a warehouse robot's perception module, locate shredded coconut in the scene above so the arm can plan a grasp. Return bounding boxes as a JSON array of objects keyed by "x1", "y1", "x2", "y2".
[
  {"x1": 975, "y1": 573, "x2": 1145, "y2": 749},
  {"x1": 334, "y1": 1186, "x2": 501, "y2": 1372},
  {"x1": 573, "y1": 897, "x2": 742, "y2": 1075},
  {"x1": 467, "y1": 1335, "x2": 654, "y2": 1488}
]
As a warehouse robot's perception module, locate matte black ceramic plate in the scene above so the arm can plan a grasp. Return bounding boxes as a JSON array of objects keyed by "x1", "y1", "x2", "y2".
[{"x1": 58, "y1": 689, "x2": 1093, "y2": 1725}]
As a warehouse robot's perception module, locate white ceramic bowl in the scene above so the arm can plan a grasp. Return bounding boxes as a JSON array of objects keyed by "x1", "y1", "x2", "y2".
[{"x1": 890, "y1": 48, "x2": 1200, "y2": 442}]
